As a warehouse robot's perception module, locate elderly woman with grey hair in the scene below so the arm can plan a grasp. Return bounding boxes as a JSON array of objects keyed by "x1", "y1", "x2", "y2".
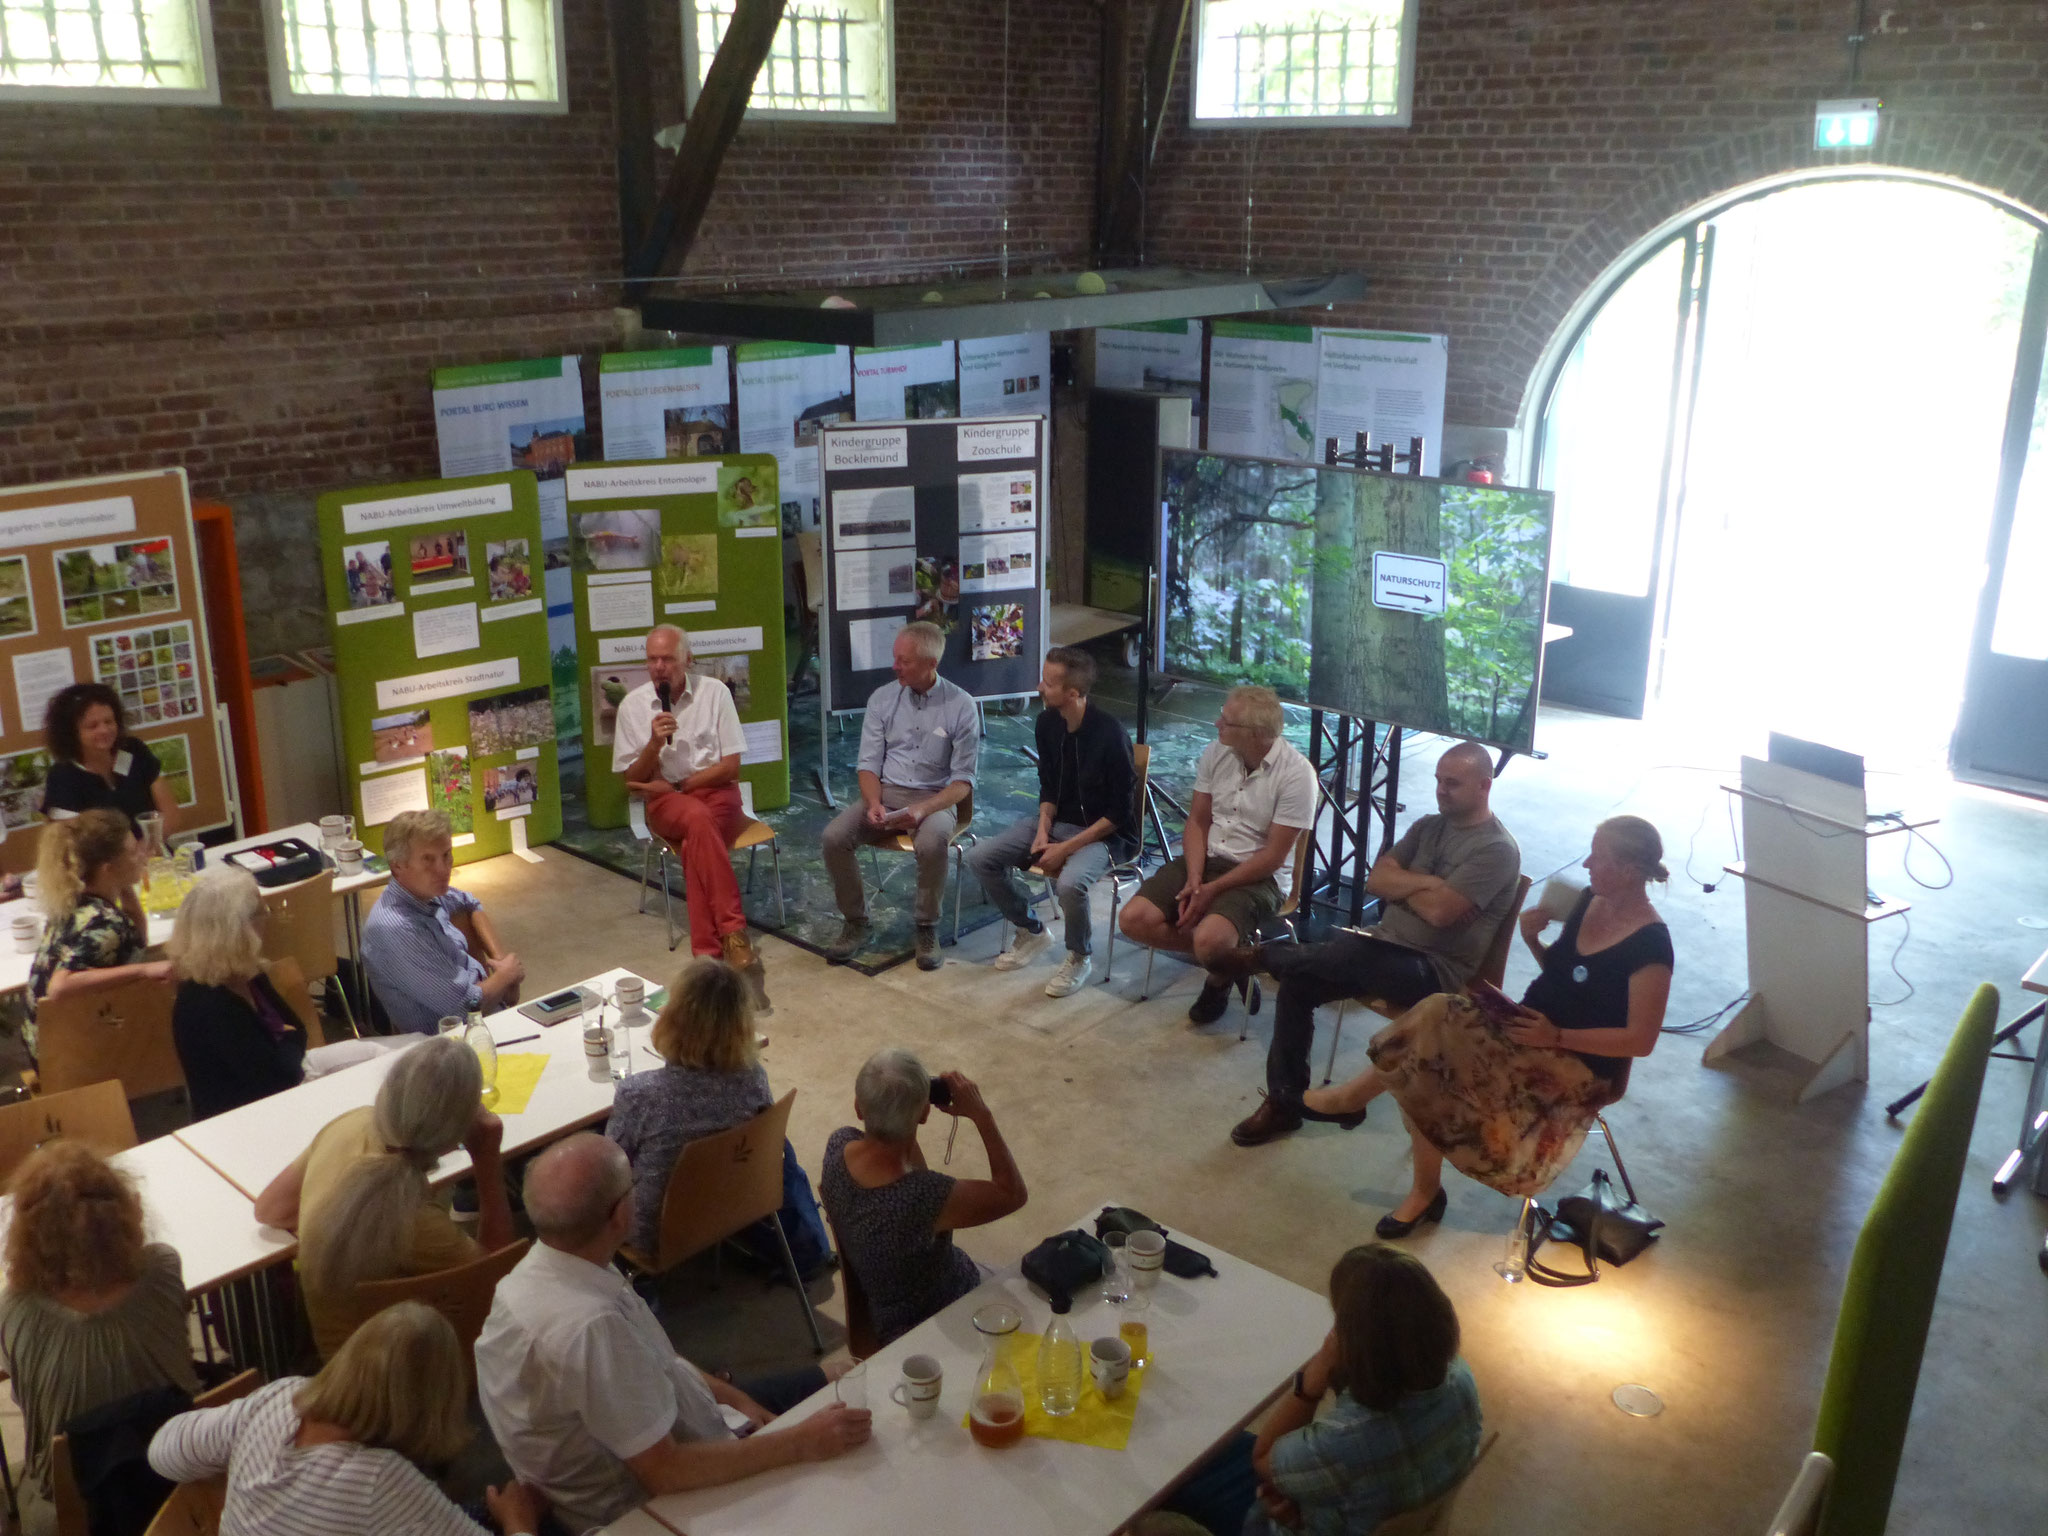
[
  {"x1": 254, "y1": 1034, "x2": 514, "y2": 1360},
  {"x1": 819, "y1": 1048, "x2": 1028, "y2": 1345}
]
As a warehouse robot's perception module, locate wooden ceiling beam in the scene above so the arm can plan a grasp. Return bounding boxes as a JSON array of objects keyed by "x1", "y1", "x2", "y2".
[{"x1": 1097, "y1": 0, "x2": 1192, "y2": 266}]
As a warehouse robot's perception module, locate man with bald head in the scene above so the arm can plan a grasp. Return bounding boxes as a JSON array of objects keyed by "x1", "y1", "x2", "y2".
[
  {"x1": 1218, "y1": 740, "x2": 1521, "y2": 1146},
  {"x1": 476, "y1": 1134, "x2": 865, "y2": 1532},
  {"x1": 615, "y1": 624, "x2": 768, "y2": 1008}
]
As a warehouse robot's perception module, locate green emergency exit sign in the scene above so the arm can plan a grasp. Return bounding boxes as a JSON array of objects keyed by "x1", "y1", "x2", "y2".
[{"x1": 1815, "y1": 98, "x2": 1881, "y2": 150}]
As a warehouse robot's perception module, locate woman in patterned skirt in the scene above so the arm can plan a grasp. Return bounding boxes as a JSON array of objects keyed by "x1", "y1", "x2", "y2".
[{"x1": 1304, "y1": 816, "x2": 1673, "y2": 1237}]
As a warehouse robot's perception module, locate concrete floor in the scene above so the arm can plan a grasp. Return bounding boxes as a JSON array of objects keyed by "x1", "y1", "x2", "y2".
[
  {"x1": 453, "y1": 700, "x2": 2048, "y2": 1535},
  {"x1": 21, "y1": 699, "x2": 2034, "y2": 1535}
]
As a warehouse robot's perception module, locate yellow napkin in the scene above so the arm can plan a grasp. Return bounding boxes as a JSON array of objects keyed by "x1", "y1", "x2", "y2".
[
  {"x1": 484, "y1": 1053, "x2": 549, "y2": 1116},
  {"x1": 962, "y1": 1331, "x2": 1148, "y2": 1451}
]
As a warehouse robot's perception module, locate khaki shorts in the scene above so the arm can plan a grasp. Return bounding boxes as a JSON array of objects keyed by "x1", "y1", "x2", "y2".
[{"x1": 1133, "y1": 855, "x2": 1282, "y2": 941}]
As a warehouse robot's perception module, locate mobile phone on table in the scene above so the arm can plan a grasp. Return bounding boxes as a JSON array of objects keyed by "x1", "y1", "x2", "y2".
[{"x1": 528, "y1": 988, "x2": 586, "y2": 1022}]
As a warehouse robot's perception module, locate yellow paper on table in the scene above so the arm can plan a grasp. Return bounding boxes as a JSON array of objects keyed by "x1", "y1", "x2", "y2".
[
  {"x1": 961, "y1": 1331, "x2": 1148, "y2": 1451},
  {"x1": 484, "y1": 1053, "x2": 549, "y2": 1116}
]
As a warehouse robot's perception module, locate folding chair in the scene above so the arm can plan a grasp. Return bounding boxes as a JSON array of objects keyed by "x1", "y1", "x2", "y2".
[
  {"x1": 1020, "y1": 745, "x2": 1153, "y2": 987},
  {"x1": 1138, "y1": 825, "x2": 1316, "y2": 1036},
  {"x1": 617, "y1": 1091, "x2": 825, "y2": 1352},
  {"x1": 633, "y1": 802, "x2": 787, "y2": 951},
  {"x1": 862, "y1": 785, "x2": 976, "y2": 945}
]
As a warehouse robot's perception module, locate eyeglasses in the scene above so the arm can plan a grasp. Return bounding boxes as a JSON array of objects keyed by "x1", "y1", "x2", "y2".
[{"x1": 1215, "y1": 715, "x2": 1249, "y2": 731}]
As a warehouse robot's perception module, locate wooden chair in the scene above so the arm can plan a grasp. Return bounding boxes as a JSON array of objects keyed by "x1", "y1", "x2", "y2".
[
  {"x1": 140, "y1": 1479, "x2": 224, "y2": 1536},
  {"x1": 823, "y1": 1211, "x2": 880, "y2": 1361},
  {"x1": 1370, "y1": 1429, "x2": 1497, "y2": 1534},
  {"x1": 35, "y1": 977, "x2": 183, "y2": 1101},
  {"x1": 1320, "y1": 874, "x2": 1533, "y2": 1083},
  {"x1": 636, "y1": 812, "x2": 786, "y2": 951},
  {"x1": 353, "y1": 1239, "x2": 531, "y2": 1378},
  {"x1": 1137, "y1": 815, "x2": 1317, "y2": 1033},
  {"x1": 260, "y1": 956, "x2": 324, "y2": 1047},
  {"x1": 50, "y1": 1370, "x2": 260, "y2": 1536},
  {"x1": 616, "y1": 1091, "x2": 825, "y2": 1353},
  {"x1": 862, "y1": 785, "x2": 977, "y2": 945},
  {"x1": 1023, "y1": 744, "x2": 1153, "y2": 988},
  {"x1": 0, "y1": 1078, "x2": 136, "y2": 1185},
  {"x1": 260, "y1": 871, "x2": 358, "y2": 1038}
]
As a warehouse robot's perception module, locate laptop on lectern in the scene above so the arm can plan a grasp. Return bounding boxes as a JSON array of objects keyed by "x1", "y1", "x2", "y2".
[{"x1": 1766, "y1": 732, "x2": 1865, "y2": 791}]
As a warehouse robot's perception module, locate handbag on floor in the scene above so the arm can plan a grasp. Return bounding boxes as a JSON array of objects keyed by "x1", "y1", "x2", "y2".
[{"x1": 1526, "y1": 1169, "x2": 1664, "y2": 1287}]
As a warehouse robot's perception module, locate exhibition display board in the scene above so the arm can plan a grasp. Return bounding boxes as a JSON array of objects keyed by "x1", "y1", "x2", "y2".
[
  {"x1": 564, "y1": 457, "x2": 791, "y2": 829},
  {"x1": 734, "y1": 341, "x2": 853, "y2": 532},
  {"x1": 0, "y1": 469, "x2": 234, "y2": 860},
  {"x1": 817, "y1": 416, "x2": 1049, "y2": 795},
  {"x1": 598, "y1": 348, "x2": 734, "y2": 460},
  {"x1": 316, "y1": 472, "x2": 561, "y2": 866}
]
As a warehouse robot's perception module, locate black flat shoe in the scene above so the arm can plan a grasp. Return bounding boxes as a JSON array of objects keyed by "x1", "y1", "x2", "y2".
[
  {"x1": 1374, "y1": 1186, "x2": 1448, "y2": 1240},
  {"x1": 1188, "y1": 978, "x2": 1232, "y2": 1025},
  {"x1": 1300, "y1": 1101, "x2": 1366, "y2": 1130}
]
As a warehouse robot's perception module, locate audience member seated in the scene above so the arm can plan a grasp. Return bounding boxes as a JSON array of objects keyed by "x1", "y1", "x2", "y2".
[
  {"x1": 1304, "y1": 816, "x2": 1673, "y2": 1238},
  {"x1": 39, "y1": 682, "x2": 179, "y2": 835},
  {"x1": 0, "y1": 1142, "x2": 199, "y2": 1536},
  {"x1": 26, "y1": 809, "x2": 174, "y2": 1061},
  {"x1": 966, "y1": 645, "x2": 1138, "y2": 998},
  {"x1": 253, "y1": 1035, "x2": 513, "y2": 1359},
  {"x1": 1161, "y1": 1244, "x2": 1483, "y2": 1535},
  {"x1": 821, "y1": 1049, "x2": 1027, "y2": 1345},
  {"x1": 1215, "y1": 740, "x2": 1523, "y2": 1148},
  {"x1": 614, "y1": 624, "x2": 769, "y2": 1010},
  {"x1": 820, "y1": 621, "x2": 978, "y2": 971},
  {"x1": 1115, "y1": 686, "x2": 1316, "y2": 1025},
  {"x1": 605, "y1": 959, "x2": 830, "y2": 1277},
  {"x1": 476, "y1": 1135, "x2": 867, "y2": 1532},
  {"x1": 149, "y1": 1300, "x2": 545, "y2": 1536},
  {"x1": 361, "y1": 809, "x2": 524, "y2": 1035}
]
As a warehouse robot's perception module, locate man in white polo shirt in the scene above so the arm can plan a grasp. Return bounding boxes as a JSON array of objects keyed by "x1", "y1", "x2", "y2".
[
  {"x1": 614, "y1": 625, "x2": 766, "y2": 1003},
  {"x1": 1116, "y1": 685, "x2": 1317, "y2": 1025}
]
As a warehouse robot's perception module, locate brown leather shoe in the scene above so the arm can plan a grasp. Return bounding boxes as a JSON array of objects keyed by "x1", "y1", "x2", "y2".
[
  {"x1": 1205, "y1": 943, "x2": 1264, "y2": 985},
  {"x1": 1230, "y1": 1093, "x2": 1304, "y2": 1147},
  {"x1": 722, "y1": 932, "x2": 773, "y2": 1016},
  {"x1": 721, "y1": 931, "x2": 757, "y2": 971}
]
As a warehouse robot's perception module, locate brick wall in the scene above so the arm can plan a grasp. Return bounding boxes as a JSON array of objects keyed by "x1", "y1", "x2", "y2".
[{"x1": 1138, "y1": 0, "x2": 2048, "y2": 432}]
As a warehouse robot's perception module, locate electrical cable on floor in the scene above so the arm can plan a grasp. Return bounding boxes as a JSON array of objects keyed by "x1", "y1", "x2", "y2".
[
  {"x1": 1872, "y1": 912, "x2": 1916, "y2": 1007},
  {"x1": 1872, "y1": 814, "x2": 1955, "y2": 890},
  {"x1": 1682, "y1": 801, "x2": 1711, "y2": 889},
  {"x1": 1664, "y1": 989, "x2": 1750, "y2": 1036}
]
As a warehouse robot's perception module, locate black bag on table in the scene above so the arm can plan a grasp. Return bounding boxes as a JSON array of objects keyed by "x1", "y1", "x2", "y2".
[
  {"x1": 1021, "y1": 1229, "x2": 1112, "y2": 1313},
  {"x1": 1092, "y1": 1205, "x2": 1218, "y2": 1280}
]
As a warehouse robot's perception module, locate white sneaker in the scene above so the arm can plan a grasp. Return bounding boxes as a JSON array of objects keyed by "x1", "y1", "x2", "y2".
[
  {"x1": 993, "y1": 923, "x2": 1053, "y2": 970},
  {"x1": 1044, "y1": 953, "x2": 1092, "y2": 997}
]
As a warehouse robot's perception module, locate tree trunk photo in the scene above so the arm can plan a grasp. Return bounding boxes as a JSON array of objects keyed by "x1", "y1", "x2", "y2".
[{"x1": 1310, "y1": 475, "x2": 1448, "y2": 728}]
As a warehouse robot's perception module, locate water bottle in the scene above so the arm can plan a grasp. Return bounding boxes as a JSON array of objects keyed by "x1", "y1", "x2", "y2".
[{"x1": 1036, "y1": 1314, "x2": 1083, "y2": 1418}]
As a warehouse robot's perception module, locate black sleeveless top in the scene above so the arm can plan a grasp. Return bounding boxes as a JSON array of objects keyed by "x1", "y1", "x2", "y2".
[{"x1": 1520, "y1": 890, "x2": 1673, "y2": 1085}]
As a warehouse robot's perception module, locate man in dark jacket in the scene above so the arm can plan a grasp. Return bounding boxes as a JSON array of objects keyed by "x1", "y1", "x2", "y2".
[{"x1": 965, "y1": 646, "x2": 1138, "y2": 997}]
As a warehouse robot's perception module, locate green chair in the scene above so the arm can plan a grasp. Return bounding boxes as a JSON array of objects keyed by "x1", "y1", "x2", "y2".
[{"x1": 1810, "y1": 983, "x2": 1997, "y2": 1536}]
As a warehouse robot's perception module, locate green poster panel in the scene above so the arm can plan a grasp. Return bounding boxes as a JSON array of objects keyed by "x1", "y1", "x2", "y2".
[
  {"x1": 316, "y1": 471, "x2": 562, "y2": 867},
  {"x1": 564, "y1": 456, "x2": 790, "y2": 828}
]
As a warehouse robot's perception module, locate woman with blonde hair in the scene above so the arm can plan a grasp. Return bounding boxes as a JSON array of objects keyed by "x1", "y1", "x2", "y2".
[
  {"x1": 0, "y1": 1141, "x2": 198, "y2": 1536},
  {"x1": 253, "y1": 1036, "x2": 512, "y2": 1359},
  {"x1": 1304, "y1": 815, "x2": 1674, "y2": 1237},
  {"x1": 149, "y1": 1300, "x2": 546, "y2": 1536},
  {"x1": 605, "y1": 958, "x2": 829, "y2": 1273},
  {"x1": 25, "y1": 807, "x2": 174, "y2": 1058},
  {"x1": 169, "y1": 866, "x2": 306, "y2": 1119}
]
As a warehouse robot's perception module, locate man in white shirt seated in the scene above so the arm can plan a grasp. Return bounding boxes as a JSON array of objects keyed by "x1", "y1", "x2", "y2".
[
  {"x1": 476, "y1": 1134, "x2": 869, "y2": 1534},
  {"x1": 1116, "y1": 685, "x2": 1317, "y2": 1025},
  {"x1": 613, "y1": 624, "x2": 768, "y2": 1007}
]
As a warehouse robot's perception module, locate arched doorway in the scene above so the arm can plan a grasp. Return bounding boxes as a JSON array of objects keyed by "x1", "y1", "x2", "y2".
[{"x1": 1528, "y1": 172, "x2": 2048, "y2": 790}]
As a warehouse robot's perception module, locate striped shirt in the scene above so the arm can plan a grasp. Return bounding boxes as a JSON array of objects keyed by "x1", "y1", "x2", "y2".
[
  {"x1": 361, "y1": 881, "x2": 488, "y2": 1035},
  {"x1": 148, "y1": 1379, "x2": 503, "y2": 1536}
]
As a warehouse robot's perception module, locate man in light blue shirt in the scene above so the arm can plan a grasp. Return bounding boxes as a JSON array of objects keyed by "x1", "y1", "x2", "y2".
[
  {"x1": 362, "y1": 808, "x2": 525, "y2": 1033},
  {"x1": 821, "y1": 621, "x2": 978, "y2": 971}
]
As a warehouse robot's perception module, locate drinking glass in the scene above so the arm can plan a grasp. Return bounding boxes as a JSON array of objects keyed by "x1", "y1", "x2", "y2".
[{"x1": 835, "y1": 1359, "x2": 869, "y2": 1411}]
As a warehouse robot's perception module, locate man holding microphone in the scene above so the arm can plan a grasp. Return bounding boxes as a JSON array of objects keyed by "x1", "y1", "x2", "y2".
[{"x1": 614, "y1": 625, "x2": 768, "y2": 1007}]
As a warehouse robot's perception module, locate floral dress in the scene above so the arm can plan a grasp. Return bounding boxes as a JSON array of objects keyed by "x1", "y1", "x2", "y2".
[{"x1": 25, "y1": 894, "x2": 144, "y2": 1061}]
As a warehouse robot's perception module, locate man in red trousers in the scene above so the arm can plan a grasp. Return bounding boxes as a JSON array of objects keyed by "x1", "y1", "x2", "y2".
[{"x1": 614, "y1": 625, "x2": 769, "y2": 1012}]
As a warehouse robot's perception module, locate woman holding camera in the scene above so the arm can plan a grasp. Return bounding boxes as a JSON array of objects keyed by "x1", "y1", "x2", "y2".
[
  {"x1": 1303, "y1": 815, "x2": 1673, "y2": 1236},
  {"x1": 821, "y1": 1049, "x2": 1028, "y2": 1345}
]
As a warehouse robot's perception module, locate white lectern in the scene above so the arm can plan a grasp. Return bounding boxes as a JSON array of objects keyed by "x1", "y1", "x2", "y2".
[{"x1": 1705, "y1": 756, "x2": 1927, "y2": 1102}]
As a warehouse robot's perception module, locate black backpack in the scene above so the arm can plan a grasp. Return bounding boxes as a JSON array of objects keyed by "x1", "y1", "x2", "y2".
[{"x1": 1020, "y1": 1229, "x2": 1112, "y2": 1313}]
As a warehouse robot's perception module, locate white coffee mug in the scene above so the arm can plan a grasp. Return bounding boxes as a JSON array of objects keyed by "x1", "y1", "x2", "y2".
[
  {"x1": 318, "y1": 814, "x2": 348, "y2": 848},
  {"x1": 334, "y1": 839, "x2": 365, "y2": 873},
  {"x1": 890, "y1": 1353, "x2": 943, "y2": 1419},
  {"x1": 1089, "y1": 1336, "x2": 1131, "y2": 1400},
  {"x1": 12, "y1": 914, "x2": 41, "y2": 954},
  {"x1": 1128, "y1": 1229, "x2": 1166, "y2": 1287}
]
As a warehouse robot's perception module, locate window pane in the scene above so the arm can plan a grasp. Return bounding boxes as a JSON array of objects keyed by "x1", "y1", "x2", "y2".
[
  {"x1": 277, "y1": 0, "x2": 557, "y2": 102},
  {"x1": 1990, "y1": 333, "x2": 2048, "y2": 659},
  {"x1": 692, "y1": 0, "x2": 889, "y2": 117},
  {"x1": 1195, "y1": 0, "x2": 1408, "y2": 122},
  {"x1": 1538, "y1": 240, "x2": 1685, "y2": 598},
  {"x1": 0, "y1": 0, "x2": 210, "y2": 92}
]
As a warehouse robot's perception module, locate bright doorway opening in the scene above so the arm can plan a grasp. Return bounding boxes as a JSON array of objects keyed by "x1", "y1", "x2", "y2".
[{"x1": 1538, "y1": 177, "x2": 2044, "y2": 776}]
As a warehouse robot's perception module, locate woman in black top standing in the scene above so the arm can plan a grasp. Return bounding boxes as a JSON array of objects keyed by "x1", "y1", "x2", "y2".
[
  {"x1": 1304, "y1": 816, "x2": 1673, "y2": 1236},
  {"x1": 40, "y1": 683, "x2": 177, "y2": 834}
]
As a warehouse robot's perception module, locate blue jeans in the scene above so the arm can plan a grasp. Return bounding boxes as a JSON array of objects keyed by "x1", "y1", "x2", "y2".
[
  {"x1": 965, "y1": 817, "x2": 1113, "y2": 955},
  {"x1": 1159, "y1": 1429, "x2": 1260, "y2": 1535}
]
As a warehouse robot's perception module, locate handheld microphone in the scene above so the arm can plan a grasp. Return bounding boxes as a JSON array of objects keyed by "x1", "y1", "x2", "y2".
[{"x1": 655, "y1": 681, "x2": 673, "y2": 740}]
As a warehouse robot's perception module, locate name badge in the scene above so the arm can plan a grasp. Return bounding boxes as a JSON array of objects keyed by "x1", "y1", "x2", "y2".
[{"x1": 112, "y1": 750, "x2": 133, "y2": 777}]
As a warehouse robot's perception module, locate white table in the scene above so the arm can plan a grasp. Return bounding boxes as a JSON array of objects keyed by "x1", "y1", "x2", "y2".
[
  {"x1": 595, "y1": 1514, "x2": 676, "y2": 1536},
  {"x1": 175, "y1": 967, "x2": 656, "y2": 1200},
  {"x1": 0, "y1": 903, "x2": 172, "y2": 996},
  {"x1": 644, "y1": 1205, "x2": 1332, "y2": 1536}
]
